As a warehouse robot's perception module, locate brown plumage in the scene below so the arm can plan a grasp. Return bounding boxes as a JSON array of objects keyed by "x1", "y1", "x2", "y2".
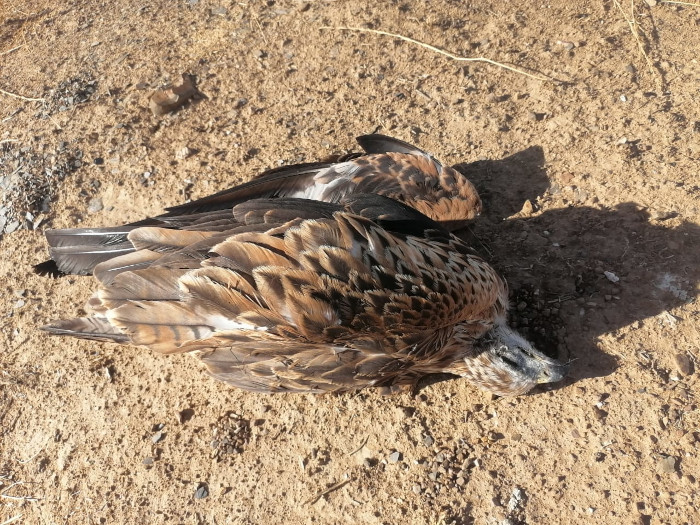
[
  {"x1": 35, "y1": 134, "x2": 481, "y2": 277},
  {"x1": 40, "y1": 190, "x2": 567, "y2": 396}
]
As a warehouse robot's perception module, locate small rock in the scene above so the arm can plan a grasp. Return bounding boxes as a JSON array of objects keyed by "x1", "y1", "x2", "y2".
[
  {"x1": 175, "y1": 146, "x2": 194, "y2": 160},
  {"x1": 650, "y1": 210, "x2": 675, "y2": 221},
  {"x1": 142, "y1": 457, "x2": 154, "y2": 465},
  {"x1": 93, "y1": 157, "x2": 104, "y2": 165},
  {"x1": 507, "y1": 487, "x2": 524, "y2": 512},
  {"x1": 422, "y1": 435, "x2": 434, "y2": 447},
  {"x1": 674, "y1": 354, "x2": 694, "y2": 376},
  {"x1": 412, "y1": 484, "x2": 423, "y2": 494},
  {"x1": 519, "y1": 199, "x2": 534, "y2": 216},
  {"x1": 604, "y1": 271, "x2": 620, "y2": 283},
  {"x1": 194, "y1": 483, "x2": 209, "y2": 499},
  {"x1": 87, "y1": 197, "x2": 103, "y2": 213},
  {"x1": 657, "y1": 455, "x2": 676, "y2": 474},
  {"x1": 151, "y1": 431, "x2": 165, "y2": 444},
  {"x1": 211, "y1": 6, "x2": 227, "y2": 15},
  {"x1": 387, "y1": 451, "x2": 401, "y2": 464}
]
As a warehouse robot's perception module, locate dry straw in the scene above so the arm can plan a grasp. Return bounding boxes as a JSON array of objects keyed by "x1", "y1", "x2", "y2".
[{"x1": 321, "y1": 26, "x2": 554, "y2": 82}]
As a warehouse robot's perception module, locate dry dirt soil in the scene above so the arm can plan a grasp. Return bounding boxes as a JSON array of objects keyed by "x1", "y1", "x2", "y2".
[{"x1": 1, "y1": 1, "x2": 699, "y2": 524}]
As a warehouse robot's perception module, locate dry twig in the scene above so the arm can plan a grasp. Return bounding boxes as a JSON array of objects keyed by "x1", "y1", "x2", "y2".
[{"x1": 321, "y1": 26, "x2": 553, "y2": 82}]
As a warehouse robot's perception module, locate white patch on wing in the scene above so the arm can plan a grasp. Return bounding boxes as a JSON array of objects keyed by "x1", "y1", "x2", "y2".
[
  {"x1": 288, "y1": 163, "x2": 361, "y2": 201},
  {"x1": 208, "y1": 315, "x2": 269, "y2": 332}
]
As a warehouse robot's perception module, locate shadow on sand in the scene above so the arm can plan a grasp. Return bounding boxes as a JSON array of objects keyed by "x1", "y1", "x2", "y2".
[{"x1": 448, "y1": 147, "x2": 698, "y2": 392}]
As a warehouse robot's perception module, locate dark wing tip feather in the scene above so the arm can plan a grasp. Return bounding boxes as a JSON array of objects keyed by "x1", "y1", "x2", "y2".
[{"x1": 356, "y1": 134, "x2": 431, "y2": 157}]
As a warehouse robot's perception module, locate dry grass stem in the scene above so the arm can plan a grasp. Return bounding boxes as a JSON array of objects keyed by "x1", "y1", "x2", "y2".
[
  {"x1": 660, "y1": 0, "x2": 700, "y2": 5},
  {"x1": 347, "y1": 436, "x2": 369, "y2": 455},
  {"x1": 0, "y1": 87, "x2": 45, "y2": 103},
  {"x1": 0, "y1": 45, "x2": 24, "y2": 56},
  {"x1": 612, "y1": 0, "x2": 660, "y2": 85},
  {"x1": 0, "y1": 515, "x2": 24, "y2": 525},
  {"x1": 0, "y1": 482, "x2": 42, "y2": 502},
  {"x1": 304, "y1": 476, "x2": 353, "y2": 505},
  {"x1": 321, "y1": 26, "x2": 553, "y2": 82}
]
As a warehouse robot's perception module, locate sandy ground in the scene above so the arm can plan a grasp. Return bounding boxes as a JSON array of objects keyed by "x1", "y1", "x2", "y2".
[{"x1": 1, "y1": 1, "x2": 699, "y2": 523}]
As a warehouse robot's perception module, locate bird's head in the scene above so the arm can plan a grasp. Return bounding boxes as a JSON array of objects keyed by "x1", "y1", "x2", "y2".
[{"x1": 459, "y1": 320, "x2": 568, "y2": 396}]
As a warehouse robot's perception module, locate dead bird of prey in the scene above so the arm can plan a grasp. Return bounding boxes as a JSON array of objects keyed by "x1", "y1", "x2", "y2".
[
  {"x1": 38, "y1": 191, "x2": 567, "y2": 396},
  {"x1": 35, "y1": 134, "x2": 481, "y2": 277}
]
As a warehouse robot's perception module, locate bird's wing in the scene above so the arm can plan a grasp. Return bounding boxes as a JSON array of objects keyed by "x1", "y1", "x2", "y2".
[
  {"x1": 42, "y1": 195, "x2": 505, "y2": 391},
  {"x1": 165, "y1": 133, "x2": 434, "y2": 215}
]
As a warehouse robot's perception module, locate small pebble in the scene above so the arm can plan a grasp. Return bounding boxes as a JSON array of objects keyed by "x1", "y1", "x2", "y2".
[
  {"x1": 507, "y1": 488, "x2": 523, "y2": 512},
  {"x1": 674, "y1": 354, "x2": 694, "y2": 376},
  {"x1": 175, "y1": 146, "x2": 194, "y2": 160},
  {"x1": 387, "y1": 451, "x2": 401, "y2": 464},
  {"x1": 151, "y1": 431, "x2": 165, "y2": 444},
  {"x1": 142, "y1": 457, "x2": 154, "y2": 465},
  {"x1": 194, "y1": 483, "x2": 209, "y2": 499},
  {"x1": 87, "y1": 197, "x2": 103, "y2": 213},
  {"x1": 412, "y1": 484, "x2": 423, "y2": 495},
  {"x1": 657, "y1": 455, "x2": 676, "y2": 474},
  {"x1": 604, "y1": 271, "x2": 620, "y2": 283},
  {"x1": 422, "y1": 435, "x2": 434, "y2": 447}
]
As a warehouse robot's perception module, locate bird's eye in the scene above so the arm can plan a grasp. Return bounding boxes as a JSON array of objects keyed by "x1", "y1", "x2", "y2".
[{"x1": 499, "y1": 355, "x2": 518, "y2": 369}]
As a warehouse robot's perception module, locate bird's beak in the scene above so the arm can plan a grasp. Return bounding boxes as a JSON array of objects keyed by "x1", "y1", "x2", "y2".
[{"x1": 535, "y1": 357, "x2": 569, "y2": 384}]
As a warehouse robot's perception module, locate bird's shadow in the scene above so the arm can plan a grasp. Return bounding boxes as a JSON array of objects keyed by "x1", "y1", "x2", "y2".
[{"x1": 446, "y1": 147, "x2": 698, "y2": 391}]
